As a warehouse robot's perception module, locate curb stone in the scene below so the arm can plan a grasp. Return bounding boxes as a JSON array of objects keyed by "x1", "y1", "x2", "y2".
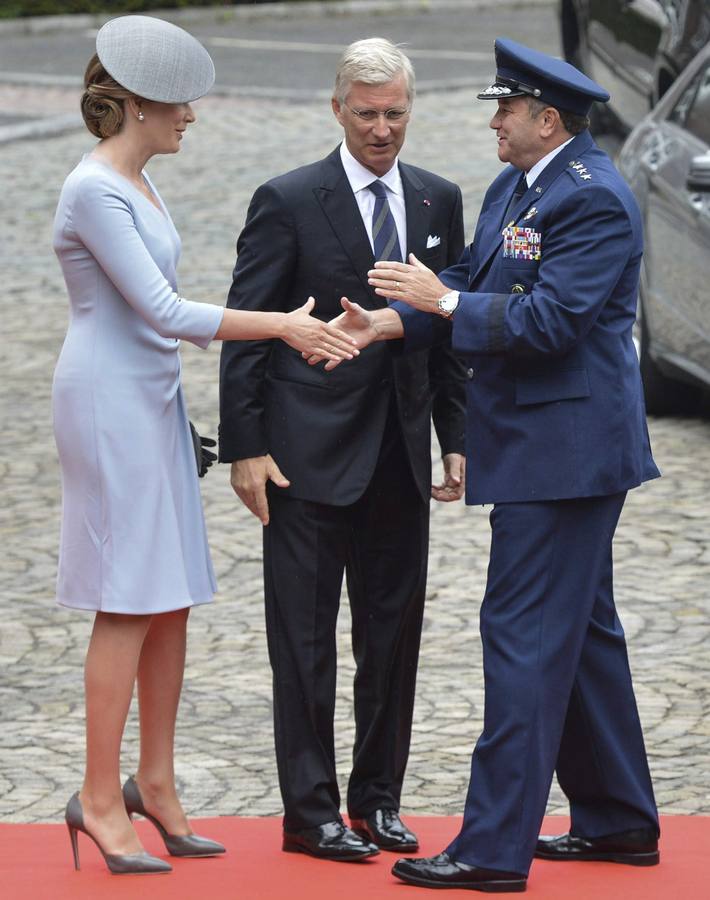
[{"x1": 0, "y1": 0, "x2": 556, "y2": 35}]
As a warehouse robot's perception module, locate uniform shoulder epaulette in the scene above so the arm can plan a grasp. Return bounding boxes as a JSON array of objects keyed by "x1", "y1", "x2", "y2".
[{"x1": 567, "y1": 159, "x2": 593, "y2": 181}]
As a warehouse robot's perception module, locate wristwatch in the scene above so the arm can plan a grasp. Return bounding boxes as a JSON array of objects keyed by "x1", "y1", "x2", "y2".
[{"x1": 437, "y1": 290, "x2": 460, "y2": 318}]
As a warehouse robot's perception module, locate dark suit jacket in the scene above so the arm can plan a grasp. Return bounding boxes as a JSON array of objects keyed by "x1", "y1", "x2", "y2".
[
  {"x1": 395, "y1": 130, "x2": 660, "y2": 505},
  {"x1": 219, "y1": 145, "x2": 466, "y2": 505}
]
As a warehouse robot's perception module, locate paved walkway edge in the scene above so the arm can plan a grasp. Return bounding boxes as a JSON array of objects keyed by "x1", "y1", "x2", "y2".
[
  {"x1": 0, "y1": 0, "x2": 555, "y2": 35},
  {"x1": 0, "y1": 112, "x2": 82, "y2": 144}
]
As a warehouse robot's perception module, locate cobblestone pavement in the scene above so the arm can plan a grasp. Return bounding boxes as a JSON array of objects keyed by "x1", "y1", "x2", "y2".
[{"x1": 1, "y1": 81, "x2": 709, "y2": 827}]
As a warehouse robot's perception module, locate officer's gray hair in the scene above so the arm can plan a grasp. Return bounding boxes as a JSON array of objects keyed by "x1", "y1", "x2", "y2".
[
  {"x1": 527, "y1": 97, "x2": 589, "y2": 135},
  {"x1": 334, "y1": 38, "x2": 415, "y2": 104}
]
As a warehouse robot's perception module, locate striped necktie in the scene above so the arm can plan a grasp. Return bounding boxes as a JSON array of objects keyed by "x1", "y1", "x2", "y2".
[{"x1": 368, "y1": 180, "x2": 402, "y2": 262}]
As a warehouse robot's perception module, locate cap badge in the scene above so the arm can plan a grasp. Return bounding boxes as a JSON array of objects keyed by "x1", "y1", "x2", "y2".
[{"x1": 479, "y1": 84, "x2": 514, "y2": 97}]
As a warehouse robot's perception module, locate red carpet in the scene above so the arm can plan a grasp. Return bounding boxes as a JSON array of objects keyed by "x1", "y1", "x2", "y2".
[{"x1": 0, "y1": 815, "x2": 706, "y2": 899}]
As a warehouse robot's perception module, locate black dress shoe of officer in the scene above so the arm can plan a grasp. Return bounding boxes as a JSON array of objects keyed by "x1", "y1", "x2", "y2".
[
  {"x1": 392, "y1": 853, "x2": 527, "y2": 892},
  {"x1": 282, "y1": 820, "x2": 380, "y2": 861},
  {"x1": 350, "y1": 809, "x2": 419, "y2": 852},
  {"x1": 535, "y1": 827, "x2": 659, "y2": 866}
]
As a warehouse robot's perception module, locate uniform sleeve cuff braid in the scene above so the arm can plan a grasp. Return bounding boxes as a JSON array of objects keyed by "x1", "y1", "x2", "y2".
[{"x1": 486, "y1": 293, "x2": 510, "y2": 353}]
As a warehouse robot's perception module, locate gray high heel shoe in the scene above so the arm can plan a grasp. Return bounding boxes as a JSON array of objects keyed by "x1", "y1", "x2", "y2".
[
  {"x1": 65, "y1": 792, "x2": 172, "y2": 875},
  {"x1": 123, "y1": 776, "x2": 226, "y2": 858}
]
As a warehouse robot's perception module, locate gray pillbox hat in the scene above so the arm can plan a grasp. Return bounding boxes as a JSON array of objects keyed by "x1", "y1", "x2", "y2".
[{"x1": 96, "y1": 15, "x2": 215, "y2": 104}]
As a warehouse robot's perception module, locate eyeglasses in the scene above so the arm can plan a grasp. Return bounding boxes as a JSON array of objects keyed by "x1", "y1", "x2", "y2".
[{"x1": 345, "y1": 104, "x2": 410, "y2": 123}]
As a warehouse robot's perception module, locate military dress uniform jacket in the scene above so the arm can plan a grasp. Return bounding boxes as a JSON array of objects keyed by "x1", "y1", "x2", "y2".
[{"x1": 395, "y1": 129, "x2": 659, "y2": 505}]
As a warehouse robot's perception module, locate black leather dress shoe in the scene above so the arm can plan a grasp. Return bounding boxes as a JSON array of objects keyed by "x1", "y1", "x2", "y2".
[
  {"x1": 350, "y1": 809, "x2": 419, "y2": 852},
  {"x1": 392, "y1": 853, "x2": 527, "y2": 892},
  {"x1": 535, "y1": 827, "x2": 659, "y2": 866},
  {"x1": 282, "y1": 820, "x2": 379, "y2": 861}
]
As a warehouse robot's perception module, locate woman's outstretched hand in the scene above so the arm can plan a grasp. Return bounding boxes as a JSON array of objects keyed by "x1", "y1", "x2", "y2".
[
  {"x1": 282, "y1": 297, "x2": 360, "y2": 361},
  {"x1": 302, "y1": 298, "x2": 381, "y2": 370}
]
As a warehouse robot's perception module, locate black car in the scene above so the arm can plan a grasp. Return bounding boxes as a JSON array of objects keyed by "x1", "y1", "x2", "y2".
[
  {"x1": 618, "y1": 44, "x2": 710, "y2": 413},
  {"x1": 560, "y1": 0, "x2": 710, "y2": 134}
]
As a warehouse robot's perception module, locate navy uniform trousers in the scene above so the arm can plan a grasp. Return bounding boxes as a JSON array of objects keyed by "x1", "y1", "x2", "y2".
[{"x1": 445, "y1": 493, "x2": 657, "y2": 873}]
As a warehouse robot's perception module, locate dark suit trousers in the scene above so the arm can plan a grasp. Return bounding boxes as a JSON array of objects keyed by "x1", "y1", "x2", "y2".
[
  {"x1": 263, "y1": 406, "x2": 429, "y2": 831},
  {"x1": 446, "y1": 493, "x2": 659, "y2": 874}
]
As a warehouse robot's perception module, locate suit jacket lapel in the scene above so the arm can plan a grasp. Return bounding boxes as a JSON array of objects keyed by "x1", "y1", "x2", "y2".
[
  {"x1": 400, "y1": 163, "x2": 431, "y2": 263},
  {"x1": 469, "y1": 131, "x2": 596, "y2": 288},
  {"x1": 313, "y1": 147, "x2": 377, "y2": 302}
]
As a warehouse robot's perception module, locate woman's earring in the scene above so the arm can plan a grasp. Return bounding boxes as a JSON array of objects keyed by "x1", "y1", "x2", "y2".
[{"x1": 138, "y1": 112, "x2": 145, "y2": 121}]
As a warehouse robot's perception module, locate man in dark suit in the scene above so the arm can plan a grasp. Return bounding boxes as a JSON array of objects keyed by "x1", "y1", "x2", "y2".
[
  {"x1": 218, "y1": 38, "x2": 466, "y2": 861},
  {"x1": 325, "y1": 37, "x2": 660, "y2": 892}
]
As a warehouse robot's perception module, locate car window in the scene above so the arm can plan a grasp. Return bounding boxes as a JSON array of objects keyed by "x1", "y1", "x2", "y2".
[{"x1": 669, "y1": 63, "x2": 710, "y2": 144}]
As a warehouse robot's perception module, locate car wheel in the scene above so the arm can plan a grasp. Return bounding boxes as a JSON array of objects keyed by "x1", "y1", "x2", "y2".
[{"x1": 638, "y1": 300, "x2": 701, "y2": 415}]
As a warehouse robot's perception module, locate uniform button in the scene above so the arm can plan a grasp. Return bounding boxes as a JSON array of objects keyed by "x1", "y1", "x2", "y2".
[
  {"x1": 466, "y1": 368, "x2": 475, "y2": 379},
  {"x1": 511, "y1": 283, "x2": 526, "y2": 294}
]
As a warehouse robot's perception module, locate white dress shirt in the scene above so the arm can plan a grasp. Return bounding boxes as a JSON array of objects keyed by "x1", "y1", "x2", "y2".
[{"x1": 339, "y1": 141, "x2": 407, "y2": 261}]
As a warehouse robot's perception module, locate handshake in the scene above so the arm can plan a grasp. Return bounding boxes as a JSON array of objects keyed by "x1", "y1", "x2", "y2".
[
  {"x1": 299, "y1": 254, "x2": 451, "y2": 370},
  {"x1": 302, "y1": 297, "x2": 390, "y2": 371}
]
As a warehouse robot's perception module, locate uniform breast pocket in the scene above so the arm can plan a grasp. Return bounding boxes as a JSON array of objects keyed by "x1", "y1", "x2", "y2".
[
  {"x1": 501, "y1": 259, "x2": 538, "y2": 295},
  {"x1": 502, "y1": 225, "x2": 542, "y2": 262}
]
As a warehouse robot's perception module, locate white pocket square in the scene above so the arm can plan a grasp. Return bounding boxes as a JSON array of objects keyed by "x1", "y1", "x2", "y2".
[{"x1": 426, "y1": 234, "x2": 441, "y2": 249}]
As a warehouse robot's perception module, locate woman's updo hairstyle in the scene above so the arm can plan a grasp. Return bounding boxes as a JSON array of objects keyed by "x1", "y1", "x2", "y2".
[{"x1": 81, "y1": 53, "x2": 138, "y2": 138}]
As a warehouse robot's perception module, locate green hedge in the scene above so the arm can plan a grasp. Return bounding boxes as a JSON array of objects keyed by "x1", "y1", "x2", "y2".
[{"x1": 0, "y1": 1, "x2": 269, "y2": 19}]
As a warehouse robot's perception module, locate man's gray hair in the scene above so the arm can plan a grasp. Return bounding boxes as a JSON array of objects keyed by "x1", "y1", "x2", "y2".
[
  {"x1": 334, "y1": 37, "x2": 415, "y2": 104},
  {"x1": 527, "y1": 96, "x2": 589, "y2": 135}
]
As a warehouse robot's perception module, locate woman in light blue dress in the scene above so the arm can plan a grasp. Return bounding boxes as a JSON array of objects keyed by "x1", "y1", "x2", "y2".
[{"x1": 53, "y1": 16, "x2": 357, "y2": 875}]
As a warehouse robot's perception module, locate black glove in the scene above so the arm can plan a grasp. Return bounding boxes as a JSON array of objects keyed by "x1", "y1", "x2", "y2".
[{"x1": 189, "y1": 421, "x2": 217, "y2": 478}]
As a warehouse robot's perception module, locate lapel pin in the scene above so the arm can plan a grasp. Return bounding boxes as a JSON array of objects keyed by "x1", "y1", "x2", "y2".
[{"x1": 423, "y1": 198, "x2": 431, "y2": 206}]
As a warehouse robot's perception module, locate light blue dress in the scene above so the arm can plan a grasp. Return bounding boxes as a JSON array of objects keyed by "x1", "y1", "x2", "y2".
[{"x1": 52, "y1": 155, "x2": 223, "y2": 614}]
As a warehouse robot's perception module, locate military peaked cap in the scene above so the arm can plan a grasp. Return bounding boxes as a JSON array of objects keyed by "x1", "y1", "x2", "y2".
[{"x1": 478, "y1": 37, "x2": 610, "y2": 116}]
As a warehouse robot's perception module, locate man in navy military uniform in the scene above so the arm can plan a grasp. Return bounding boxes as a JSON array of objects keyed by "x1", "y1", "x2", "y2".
[{"x1": 317, "y1": 37, "x2": 661, "y2": 892}]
